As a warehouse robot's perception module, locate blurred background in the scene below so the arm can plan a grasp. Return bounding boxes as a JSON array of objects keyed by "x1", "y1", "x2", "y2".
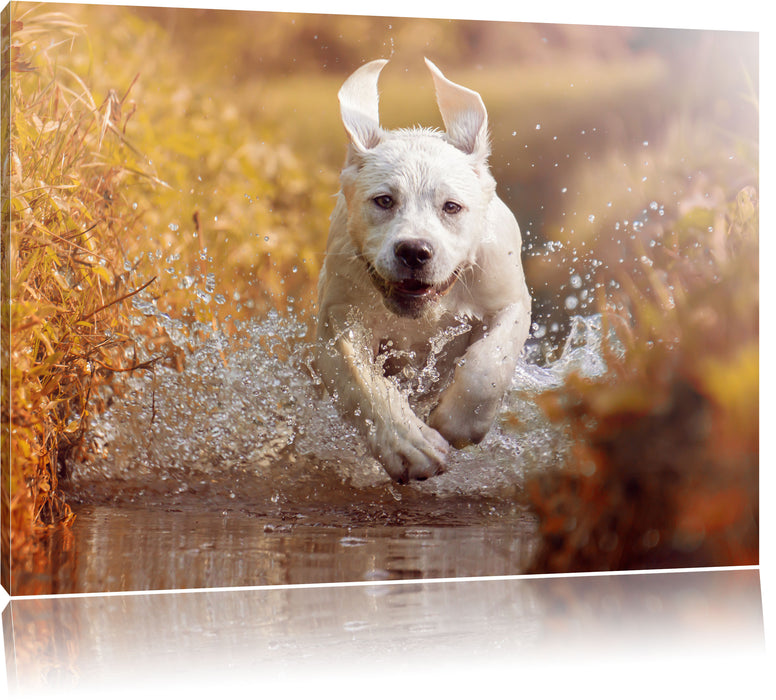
[{"x1": 58, "y1": 3, "x2": 758, "y2": 347}]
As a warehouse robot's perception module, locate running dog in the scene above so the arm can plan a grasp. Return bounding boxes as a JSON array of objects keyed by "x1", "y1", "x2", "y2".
[{"x1": 316, "y1": 58, "x2": 531, "y2": 483}]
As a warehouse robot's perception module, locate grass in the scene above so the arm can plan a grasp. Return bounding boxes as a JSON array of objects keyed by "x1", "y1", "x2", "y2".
[
  {"x1": 515, "y1": 47, "x2": 759, "y2": 571},
  {"x1": 2, "y1": 5, "x2": 170, "y2": 590}
]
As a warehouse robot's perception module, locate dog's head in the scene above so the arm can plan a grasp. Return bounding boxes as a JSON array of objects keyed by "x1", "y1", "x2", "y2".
[{"x1": 337, "y1": 59, "x2": 497, "y2": 319}]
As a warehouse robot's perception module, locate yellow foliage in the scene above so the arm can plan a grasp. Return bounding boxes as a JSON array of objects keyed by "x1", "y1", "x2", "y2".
[
  {"x1": 528, "y1": 181, "x2": 758, "y2": 572},
  {"x1": 3, "y1": 4, "x2": 172, "y2": 586}
]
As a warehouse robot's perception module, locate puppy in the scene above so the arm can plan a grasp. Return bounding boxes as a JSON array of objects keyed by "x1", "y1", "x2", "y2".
[{"x1": 316, "y1": 58, "x2": 531, "y2": 483}]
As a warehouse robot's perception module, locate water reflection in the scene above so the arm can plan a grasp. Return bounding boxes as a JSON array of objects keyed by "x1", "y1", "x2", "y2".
[
  {"x1": 15, "y1": 505, "x2": 536, "y2": 594},
  {"x1": 3, "y1": 569, "x2": 764, "y2": 696}
]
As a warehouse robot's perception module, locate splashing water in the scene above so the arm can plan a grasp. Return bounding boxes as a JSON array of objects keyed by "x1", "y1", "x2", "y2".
[{"x1": 68, "y1": 301, "x2": 608, "y2": 524}]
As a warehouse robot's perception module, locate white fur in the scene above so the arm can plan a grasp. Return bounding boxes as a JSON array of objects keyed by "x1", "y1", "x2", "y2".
[{"x1": 316, "y1": 59, "x2": 531, "y2": 483}]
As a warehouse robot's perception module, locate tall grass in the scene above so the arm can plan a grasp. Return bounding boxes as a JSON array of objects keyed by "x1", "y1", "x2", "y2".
[
  {"x1": 2, "y1": 5, "x2": 169, "y2": 589},
  {"x1": 520, "y1": 50, "x2": 759, "y2": 570}
]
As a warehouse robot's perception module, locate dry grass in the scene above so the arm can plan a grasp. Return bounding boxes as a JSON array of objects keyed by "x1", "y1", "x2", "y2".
[
  {"x1": 2, "y1": 5, "x2": 173, "y2": 589},
  {"x1": 518, "y1": 45, "x2": 759, "y2": 570}
]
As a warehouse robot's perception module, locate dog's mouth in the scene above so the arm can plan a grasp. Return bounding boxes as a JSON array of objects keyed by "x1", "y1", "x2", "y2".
[
  {"x1": 362, "y1": 257, "x2": 459, "y2": 318},
  {"x1": 391, "y1": 275, "x2": 456, "y2": 298}
]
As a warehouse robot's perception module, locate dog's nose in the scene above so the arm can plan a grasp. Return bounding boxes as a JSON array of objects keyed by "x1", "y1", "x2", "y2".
[{"x1": 395, "y1": 240, "x2": 434, "y2": 270}]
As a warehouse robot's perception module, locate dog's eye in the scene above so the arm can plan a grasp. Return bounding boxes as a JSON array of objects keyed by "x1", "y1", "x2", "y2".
[
  {"x1": 443, "y1": 201, "x2": 462, "y2": 215},
  {"x1": 373, "y1": 195, "x2": 395, "y2": 210}
]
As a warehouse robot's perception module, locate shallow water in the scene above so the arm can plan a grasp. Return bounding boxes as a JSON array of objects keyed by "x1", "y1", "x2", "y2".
[
  {"x1": 23, "y1": 311, "x2": 608, "y2": 595},
  {"x1": 37, "y1": 504, "x2": 535, "y2": 593}
]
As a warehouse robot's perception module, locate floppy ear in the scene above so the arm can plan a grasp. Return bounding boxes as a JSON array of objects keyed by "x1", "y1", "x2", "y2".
[
  {"x1": 425, "y1": 58, "x2": 490, "y2": 162},
  {"x1": 338, "y1": 59, "x2": 388, "y2": 155}
]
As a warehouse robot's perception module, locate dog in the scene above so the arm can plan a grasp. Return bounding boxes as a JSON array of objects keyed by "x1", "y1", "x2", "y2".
[{"x1": 315, "y1": 58, "x2": 531, "y2": 483}]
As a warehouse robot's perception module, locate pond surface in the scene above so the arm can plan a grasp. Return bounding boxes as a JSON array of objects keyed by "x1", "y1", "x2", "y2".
[{"x1": 29, "y1": 502, "x2": 535, "y2": 594}]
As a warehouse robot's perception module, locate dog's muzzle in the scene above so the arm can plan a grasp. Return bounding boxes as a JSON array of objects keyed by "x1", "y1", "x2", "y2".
[{"x1": 362, "y1": 255, "x2": 459, "y2": 319}]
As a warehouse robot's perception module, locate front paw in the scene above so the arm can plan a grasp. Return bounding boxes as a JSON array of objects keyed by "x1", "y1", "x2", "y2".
[
  {"x1": 370, "y1": 414, "x2": 450, "y2": 483},
  {"x1": 428, "y1": 391, "x2": 499, "y2": 449}
]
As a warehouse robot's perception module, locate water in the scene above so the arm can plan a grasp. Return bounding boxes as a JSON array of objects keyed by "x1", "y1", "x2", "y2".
[
  {"x1": 43, "y1": 306, "x2": 608, "y2": 595},
  {"x1": 37, "y1": 505, "x2": 536, "y2": 593}
]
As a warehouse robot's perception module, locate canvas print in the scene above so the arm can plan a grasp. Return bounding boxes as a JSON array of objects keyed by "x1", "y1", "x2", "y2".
[{"x1": 1, "y1": 3, "x2": 759, "y2": 595}]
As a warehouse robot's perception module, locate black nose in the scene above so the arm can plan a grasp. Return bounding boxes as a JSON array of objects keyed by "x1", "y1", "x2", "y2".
[{"x1": 394, "y1": 240, "x2": 434, "y2": 270}]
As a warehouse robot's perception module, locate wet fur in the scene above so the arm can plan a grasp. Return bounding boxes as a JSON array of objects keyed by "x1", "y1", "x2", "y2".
[{"x1": 316, "y1": 59, "x2": 531, "y2": 483}]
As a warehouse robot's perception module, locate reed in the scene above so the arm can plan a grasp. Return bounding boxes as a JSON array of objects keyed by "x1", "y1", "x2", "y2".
[{"x1": 2, "y1": 5, "x2": 169, "y2": 587}]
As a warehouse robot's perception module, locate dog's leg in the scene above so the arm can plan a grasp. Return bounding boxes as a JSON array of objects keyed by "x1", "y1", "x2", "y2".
[
  {"x1": 428, "y1": 302, "x2": 529, "y2": 448},
  {"x1": 317, "y1": 305, "x2": 450, "y2": 482}
]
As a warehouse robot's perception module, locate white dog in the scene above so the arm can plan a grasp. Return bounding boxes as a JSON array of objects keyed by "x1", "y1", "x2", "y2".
[{"x1": 316, "y1": 58, "x2": 531, "y2": 483}]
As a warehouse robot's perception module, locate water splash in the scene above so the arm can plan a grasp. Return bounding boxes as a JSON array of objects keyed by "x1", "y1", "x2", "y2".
[{"x1": 69, "y1": 301, "x2": 608, "y2": 517}]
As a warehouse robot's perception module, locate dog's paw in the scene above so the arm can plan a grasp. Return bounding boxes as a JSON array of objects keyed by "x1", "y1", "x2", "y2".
[
  {"x1": 370, "y1": 416, "x2": 450, "y2": 483},
  {"x1": 428, "y1": 391, "x2": 498, "y2": 449}
]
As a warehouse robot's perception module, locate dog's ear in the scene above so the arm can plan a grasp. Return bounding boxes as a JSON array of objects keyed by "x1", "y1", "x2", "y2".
[
  {"x1": 425, "y1": 58, "x2": 490, "y2": 163},
  {"x1": 338, "y1": 59, "x2": 388, "y2": 156}
]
